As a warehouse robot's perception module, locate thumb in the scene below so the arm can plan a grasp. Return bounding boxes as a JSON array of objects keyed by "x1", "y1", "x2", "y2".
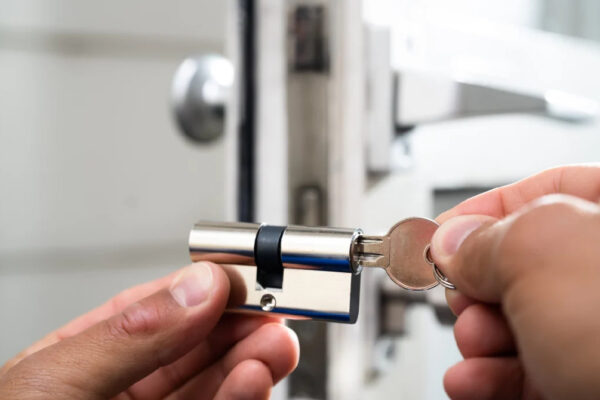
[
  {"x1": 431, "y1": 214, "x2": 501, "y2": 302},
  {"x1": 431, "y1": 194, "x2": 600, "y2": 304},
  {"x1": 8, "y1": 262, "x2": 230, "y2": 399}
]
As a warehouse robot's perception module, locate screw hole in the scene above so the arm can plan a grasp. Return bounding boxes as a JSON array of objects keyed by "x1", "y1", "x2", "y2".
[{"x1": 260, "y1": 294, "x2": 276, "y2": 312}]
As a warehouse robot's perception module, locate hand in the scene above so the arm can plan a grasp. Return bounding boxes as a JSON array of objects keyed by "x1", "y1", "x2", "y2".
[
  {"x1": 0, "y1": 262, "x2": 299, "y2": 399},
  {"x1": 430, "y1": 165, "x2": 600, "y2": 400}
]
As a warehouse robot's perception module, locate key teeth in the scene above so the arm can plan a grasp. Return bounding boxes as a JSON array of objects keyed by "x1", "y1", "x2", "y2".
[
  {"x1": 358, "y1": 237, "x2": 383, "y2": 244},
  {"x1": 357, "y1": 254, "x2": 386, "y2": 267}
]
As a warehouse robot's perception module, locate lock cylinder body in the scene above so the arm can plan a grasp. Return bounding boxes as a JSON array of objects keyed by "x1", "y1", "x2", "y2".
[
  {"x1": 189, "y1": 221, "x2": 260, "y2": 265},
  {"x1": 281, "y1": 226, "x2": 362, "y2": 272},
  {"x1": 189, "y1": 221, "x2": 362, "y2": 323}
]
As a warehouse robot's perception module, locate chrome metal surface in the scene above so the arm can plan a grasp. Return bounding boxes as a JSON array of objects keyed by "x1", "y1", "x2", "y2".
[
  {"x1": 189, "y1": 221, "x2": 261, "y2": 265},
  {"x1": 281, "y1": 225, "x2": 362, "y2": 273},
  {"x1": 395, "y1": 70, "x2": 598, "y2": 127},
  {"x1": 227, "y1": 263, "x2": 359, "y2": 322},
  {"x1": 433, "y1": 264, "x2": 456, "y2": 290},
  {"x1": 424, "y1": 244, "x2": 456, "y2": 290},
  {"x1": 260, "y1": 293, "x2": 276, "y2": 311},
  {"x1": 356, "y1": 217, "x2": 439, "y2": 291},
  {"x1": 171, "y1": 54, "x2": 234, "y2": 143},
  {"x1": 188, "y1": 221, "x2": 360, "y2": 323}
]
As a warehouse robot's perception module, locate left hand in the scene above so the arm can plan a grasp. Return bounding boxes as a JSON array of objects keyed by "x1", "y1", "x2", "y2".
[{"x1": 0, "y1": 262, "x2": 299, "y2": 399}]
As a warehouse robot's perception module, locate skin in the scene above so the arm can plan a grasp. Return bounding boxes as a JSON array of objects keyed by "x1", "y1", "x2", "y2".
[
  {"x1": 3, "y1": 164, "x2": 599, "y2": 400},
  {"x1": 0, "y1": 262, "x2": 299, "y2": 399},
  {"x1": 430, "y1": 164, "x2": 600, "y2": 400}
]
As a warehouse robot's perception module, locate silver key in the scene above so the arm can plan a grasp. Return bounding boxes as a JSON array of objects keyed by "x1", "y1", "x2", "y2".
[{"x1": 353, "y1": 217, "x2": 441, "y2": 290}]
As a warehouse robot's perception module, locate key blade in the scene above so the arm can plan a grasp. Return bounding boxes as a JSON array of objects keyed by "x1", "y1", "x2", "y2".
[{"x1": 354, "y1": 235, "x2": 390, "y2": 268}]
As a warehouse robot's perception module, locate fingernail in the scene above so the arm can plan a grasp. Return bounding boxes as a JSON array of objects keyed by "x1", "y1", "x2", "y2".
[
  {"x1": 432, "y1": 215, "x2": 485, "y2": 258},
  {"x1": 170, "y1": 263, "x2": 214, "y2": 307}
]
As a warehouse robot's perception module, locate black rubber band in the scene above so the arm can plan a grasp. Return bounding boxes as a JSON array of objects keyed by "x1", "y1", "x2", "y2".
[{"x1": 254, "y1": 225, "x2": 286, "y2": 289}]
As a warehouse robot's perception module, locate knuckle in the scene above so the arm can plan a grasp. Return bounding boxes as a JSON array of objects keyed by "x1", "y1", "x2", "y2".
[
  {"x1": 506, "y1": 197, "x2": 578, "y2": 244},
  {"x1": 525, "y1": 194, "x2": 581, "y2": 220},
  {"x1": 108, "y1": 289, "x2": 135, "y2": 314},
  {"x1": 106, "y1": 300, "x2": 163, "y2": 340},
  {"x1": 497, "y1": 195, "x2": 583, "y2": 273}
]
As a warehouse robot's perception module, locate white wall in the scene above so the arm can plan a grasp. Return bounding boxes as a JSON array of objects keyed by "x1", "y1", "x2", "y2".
[
  {"x1": 542, "y1": 0, "x2": 600, "y2": 42},
  {"x1": 365, "y1": 0, "x2": 541, "y2": 29},
  {"x1": 0, "y1": 0, "x2": 227, "y2": 362},
  {"x1": 0, "y1": 0, "x2": 227, "y2": 41}
]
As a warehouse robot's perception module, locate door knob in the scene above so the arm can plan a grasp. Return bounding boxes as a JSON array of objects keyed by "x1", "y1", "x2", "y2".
[{"x1": 171, "y1": 54, "x2": 234, "y2": 143}]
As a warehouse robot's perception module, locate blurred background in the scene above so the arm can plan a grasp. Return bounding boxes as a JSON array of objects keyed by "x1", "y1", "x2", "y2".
[
  {"x1": 0, "y1": 0, "x2": 227, "y2": 377},
  {"x1": 1, "y1": 0, "x2": 600, "y2": 399}
]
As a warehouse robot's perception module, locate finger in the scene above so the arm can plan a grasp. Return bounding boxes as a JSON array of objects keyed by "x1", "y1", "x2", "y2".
[
  {"x1": 432, "y1": 195, "x2": 600, "y2": 303},
  {"x1": 56, "y1": 271, "x2": 177, "y2": 336},
  {"x1": 3, "y1": 270, "x2": 180, "y2": 372},
  {"x1": 170, "y1": 323, "x2": 299, "y2": 400},
  {"x1": 213, "y1": 360, "x2": 272, "y2": 400},
  {"x1": 126, "y1": 315, "x2": 280, "y2": 399},
  {"x1": 437, "y1": 164, "x2": 600, "y2": 223},
  {"x1": 431, "y1": 214, "x2": 500, "y2": 302},
  {"x1": 5, "y1": 262, "x2": 230, "y2": 398},
  {"x1": 436, "y1": 196, "x2": 600, "y2": 399},
  {"x1": 454, "y1": 304, "x2": 515, "y2": 359},
  {"x1": 445, "y1": 290, "x2": 476, "y2": 316},
  {"x1": 444, "y1": 357, "x2": 523, "y2": 400}
]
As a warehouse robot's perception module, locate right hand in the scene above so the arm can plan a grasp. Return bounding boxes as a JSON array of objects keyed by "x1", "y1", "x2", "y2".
[{"x1": 431, "y1": 165, "x2": 600, "y2": 400}]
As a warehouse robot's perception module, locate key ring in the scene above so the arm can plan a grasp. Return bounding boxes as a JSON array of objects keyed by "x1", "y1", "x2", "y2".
[
  {"x1": 424, "y1": 245, "x2": 456, "y2": 290},
  {"x1": 432, "y1": 264, "x2": 456, "y2": 290}
]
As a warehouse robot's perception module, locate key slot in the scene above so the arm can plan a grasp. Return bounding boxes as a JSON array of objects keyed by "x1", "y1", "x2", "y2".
[{"x1": 354, "y1": 235, "x2": 390, "y2": 268}]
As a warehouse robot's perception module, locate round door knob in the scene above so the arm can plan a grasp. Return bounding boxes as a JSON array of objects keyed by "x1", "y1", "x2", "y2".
[{"x1": 171, "y1": 54, "x2": 234, "y2": 143}]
